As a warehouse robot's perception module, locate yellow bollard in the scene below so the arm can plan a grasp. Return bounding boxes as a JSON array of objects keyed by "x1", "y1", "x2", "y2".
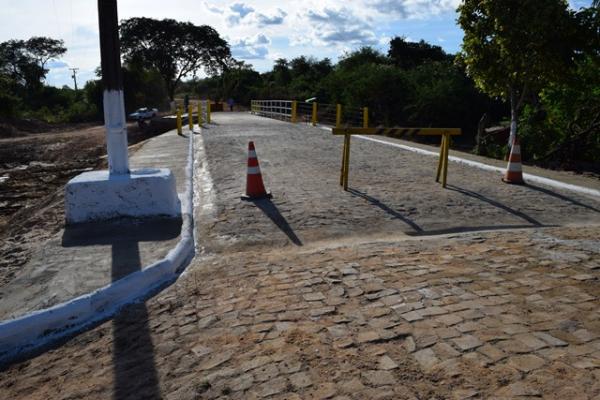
[
  {"x1": 198, "y1": 101, "x2": 203, "y2": 125},
  {"x1": 206, "y1": 100, "x2": 211, "y2": 124},
  {"x1": 291, "y1": 101, "x2": 297, "y2": 123},
  {"x1": 176, "y1": 107, "x2": 182, "y2": 136},
  {"x1": 336, "y1": 104, "x2": 342, "y2": 128},
  {"x1": 188, "y1": 105, "x2": 193, "y2": 130},
  {"x1": 311, "y1": 102, "x2": 317, "y2": 126},
  {"x1": 343, "y1": 134, "x2": 351, "y2": 190},
  {"x1": 436, "y1": 134, "x2": 446, "y2": 183},
  {"x1": 363, "y1": 107, "x2": 369, "y2": 128}
]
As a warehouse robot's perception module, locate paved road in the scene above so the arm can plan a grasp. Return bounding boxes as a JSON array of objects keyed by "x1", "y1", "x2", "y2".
[
  {"x1": 2, "y1": 113, "x2": 600, "y2": 399},
  {"x1": 196, "y1": 112, "x2": 600, "y2": 253}
]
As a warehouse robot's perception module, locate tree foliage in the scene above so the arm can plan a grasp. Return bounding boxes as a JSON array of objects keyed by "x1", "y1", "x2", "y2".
[
  {"x1": 457, "y1": 0, "x2": 578, "y2": 146},
  {"x1": 120, "y1": 17, "x2": 231, "y2": 100},
  {"x1": 389, "y1": 37, "x2": 452, "y2": 69}
]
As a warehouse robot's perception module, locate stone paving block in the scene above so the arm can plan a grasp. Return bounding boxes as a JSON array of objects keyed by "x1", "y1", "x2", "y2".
[
  {"x1": 361, "y1": 370, "x2": 397, "y2": 386},
  {"x1": 433, "y1": 342, "x2": 461, "y2": 360},
  {"x1": 400, "y1": 311, "x2": 423, "y2": 322},
  {"x1": 257, "y1": 376, "x2": 288, "y2": 397},
  {"x1": 289, "y1": 371, "x2": 313, "y2": 389},
  {"x1": 230, "y1": 373, "x2": 255, "y2": 391},
  {"x1": 435, "y1": 313, "x2": 463, "y2": 326},
  {"x1": 507, "y1": 354, "x2": 546, "y2": 372},
  {"x1": 513, "y1": 333, "x2": 549, "y2": 350},
  {"x1": 303, "y1": 292, "x2": 326, "y2": 302},
  {"x1": 198, "y1": 351, "x2": 233, "y2": 371},
  {"x1": 477, "y1": 343, "x2": 507, "y2": 362},
  {"x1": 310, "y1": 306, "x2": 336, "y2": 317},
  {"x1": 312, "y1": 382, "x2": 337, "y2": 399},
  {"x1": 572, "y1": 329, "x2": 597, "y2": 343},
  {"x1": 452, "y1": 335, "x2": 483, "y2": 352},
  {"x1": 357, "y1": 330, "x2": 380, "y2": 344},
  {"x1": 378, "y1": 355, "x2": 398, "y2": 370},
  {"x1": 413, "y1": 348, "x2": 440, "y2": 371},
  {"x1": 529, "y1": 335, "x2": 566, "y2": 354}
]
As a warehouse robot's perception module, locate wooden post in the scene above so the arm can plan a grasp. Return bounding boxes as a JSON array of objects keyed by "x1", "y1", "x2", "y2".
[
  {"x1": 336, "y1": 104, "x2": 342, "y2": 128},
  {"x1": 311, "y1": 102, "x2": 317, "y2": 126},
  {"x1": 291, "y1": 101, "x2": 297, "y2": 123},
  {"x1": 363, "y1": 107, "x2": 369, "y2": 128},
  {"x1": 188, "y1": 105, "x2": 193, "y2": 130}
]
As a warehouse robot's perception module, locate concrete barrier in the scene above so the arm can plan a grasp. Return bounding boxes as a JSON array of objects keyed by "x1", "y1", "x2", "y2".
[{"x1": 0, "y1": 129, "x2": 196, "y2": 366}]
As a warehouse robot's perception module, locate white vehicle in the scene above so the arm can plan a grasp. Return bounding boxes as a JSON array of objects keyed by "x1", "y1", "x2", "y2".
[{"x1": 129, "y1": 107, "x2": 158, "y2": 120}]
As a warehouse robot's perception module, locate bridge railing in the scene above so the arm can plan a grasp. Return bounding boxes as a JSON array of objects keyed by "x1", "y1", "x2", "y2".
[
  {"x1": 250, "y1": 100, "x2": 293, "y2": 121},
  {"x1": 251, "y1": 99, "x2": 369, "y2": 128}
]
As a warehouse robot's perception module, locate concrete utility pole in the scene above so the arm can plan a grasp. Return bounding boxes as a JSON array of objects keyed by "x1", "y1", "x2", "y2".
[
  {"x1": 69, "y1": 67, "x2": 79, "y2": 92},
  {"x1": 98, "y1": 0, "x2": 129, "y2": 175},
  {"x1": 64, "y1": 0, "x2": 180, "y2": 223}
]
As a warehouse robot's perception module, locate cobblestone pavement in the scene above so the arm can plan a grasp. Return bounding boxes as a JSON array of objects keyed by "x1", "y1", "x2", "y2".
[
  {"x1": 1, "y1": 226, "x2": 599, "y2": 399},
  {"x1": 195, "y1": 114, "x2": 600, "y2": 253},
  {"x1": 2, "y1": 114, "x2": 600, "y2": 399}
]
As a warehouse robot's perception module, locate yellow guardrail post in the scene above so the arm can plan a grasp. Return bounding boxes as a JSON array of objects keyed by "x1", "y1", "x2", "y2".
[
  {"x1": 435, "y1": 133, "x2": 450, "y2": 188},
  {"x1": 198, "y1": 101, "x2": 203, "y2": 125},
  {"x1": 311, "y1": 102, "x2": 317, "y2": 126},
  {"x1": 363, "y1": 107, "x2": 369, "y2": 128},
  {"x1": 207, "y1": 100, "x2": 211, "y2": 124},
  {"x1": 336, "y1": 104, "x2": 342, "y2": 128},
  {"x1": 188, "y1": 105, "x2": 193, "y2": 130},
  {"x1": 436, "y1": 134, "x2": 446, "y2": 183},
  {"x1": 442, "y1": 133, "x2": 450, "y2": 188},
  {"x1": 176, "y1": 107, "x2": 182, "y2": 136},
  {"x1": 343, "y1": 134, "x2": 351, "y2": 190},
  {"x1": 340, "y1": 137, "x2": 347, "y2": 186},
  {"x1": 291, "y1": 101, "x2": 297, "y2": 123}
]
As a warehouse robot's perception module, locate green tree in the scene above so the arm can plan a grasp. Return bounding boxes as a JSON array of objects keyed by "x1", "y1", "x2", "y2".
[
  {"x1": 0, "y1": 37, "x2": 66, "y2": 88},
  {"x1": 120, "y1": 18, "x2": 231, "y2": 100},
  {"x1": 388, "y1": 37, "x2": 452, "y2": 69},
  {"x1": 457, "y1": 0, "x2": 578, "y2": 148}
]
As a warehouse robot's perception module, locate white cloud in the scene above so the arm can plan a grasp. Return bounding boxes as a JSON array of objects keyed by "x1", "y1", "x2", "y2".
[
  {"x1": 254, "y1": 9, "x2": 287, "y2": 27},
  {"x1": 370, "y1": 0, "x2": 461, "y2": 19},
  {"x1": 304, "y1": 7, "x2": 378, "y2": 46},
  {"x1": 231, "y1": 33, "x2": 270, "y2": 60},
  {"x1": 227, "y1": 2, "x2": 255, "y2": 26}
]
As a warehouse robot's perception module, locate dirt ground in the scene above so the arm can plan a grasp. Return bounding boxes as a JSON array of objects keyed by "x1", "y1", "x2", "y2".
[{"x1": 0, "y1": 118, "x2": 177, "y2": 289}]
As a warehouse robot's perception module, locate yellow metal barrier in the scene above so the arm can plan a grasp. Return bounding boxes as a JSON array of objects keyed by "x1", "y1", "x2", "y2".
[
  {"x1": 336, "y1": 104, "x2": 342, "y2": 128},
  {"x1": 176, "y1": 107, "x2": 182, "y2": 136},
  {"x1": 332, "y1": 126, "x2": 461, "y2": 189},
  {"x1": 188, "y1": 105, "x2": 193, "y2": 130},
  {"x1": 291, "y1": 101, "x2": 297, "y2": 123},
  {"x1": 198, "y1": 101, "x2": 203, "y2": 125},
  {"x1": 207, "y1": 101, "x2": 211, "y2": 124},
  {"x1": 311, "y1": 102, "x2": 317, "y2": 126},
  {"x1": 363, "y1": 107, "x2": 369, "y2": 128}
]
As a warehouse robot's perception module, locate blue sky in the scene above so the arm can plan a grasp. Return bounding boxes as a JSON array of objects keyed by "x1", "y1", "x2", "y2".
[{"x1": 0, "y1": 0, "x2": 592, "y2": 88}]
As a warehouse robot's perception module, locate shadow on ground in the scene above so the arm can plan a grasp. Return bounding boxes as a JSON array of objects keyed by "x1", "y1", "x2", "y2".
[
  {"x1": 62, "y1": 217, "x2": 181, "y2": 400},
  {"x1": 250, "y1": 198, "x2": 303, "y2": 246}
]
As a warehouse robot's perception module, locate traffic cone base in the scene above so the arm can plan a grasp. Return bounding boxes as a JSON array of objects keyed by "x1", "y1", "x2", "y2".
[
  {"x1": 241, "y1": 141, "x2": 272, "y2": 200},
  {"x1": 502, "y1": 137, "x2": 525, "y2": 184}
]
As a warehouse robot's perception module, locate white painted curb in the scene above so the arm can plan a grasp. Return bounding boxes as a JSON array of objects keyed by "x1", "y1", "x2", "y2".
[{"x1": 0, "y1": 129, "x2": 197, "y2": 366}]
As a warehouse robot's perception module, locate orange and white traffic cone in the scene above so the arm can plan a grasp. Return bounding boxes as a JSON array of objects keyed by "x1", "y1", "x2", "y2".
[
  {"x1": 242, "y1": 141, "x2": 272, "y2": 200},
  {"x1": 502, "y1": 136, "x2": 525, "y2": 184}
]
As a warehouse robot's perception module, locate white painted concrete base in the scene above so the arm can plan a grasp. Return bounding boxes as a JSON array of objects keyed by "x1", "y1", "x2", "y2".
[
  {"x1": 0, "y1": 131, "x2": 196, "y2": 366},
  {"x1": 65, "y1": 168, "x2": 181, "y2": 223}
]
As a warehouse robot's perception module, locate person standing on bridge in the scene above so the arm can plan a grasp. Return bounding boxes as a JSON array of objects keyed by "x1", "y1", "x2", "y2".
[{"x1": 227, "y1": 98, "x2": 234, "y2": 112}]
